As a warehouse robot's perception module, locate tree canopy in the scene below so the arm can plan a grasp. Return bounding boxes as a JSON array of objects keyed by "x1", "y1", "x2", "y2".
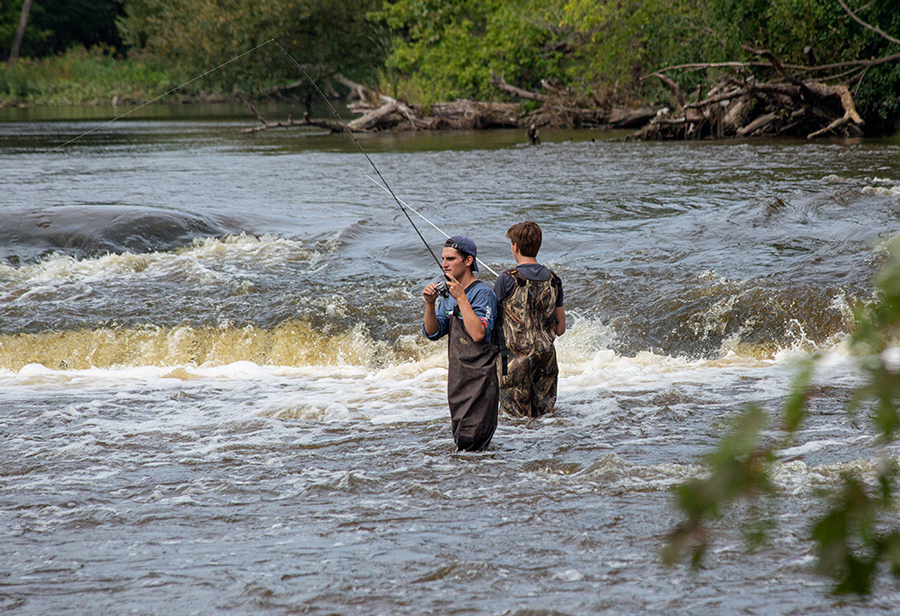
[
  {"x1": 374, "y1": 0, "x2": 900, "y2": 122},
  {"x1": 1, "y1": 0, "x2": 898, "y2": 123},
  {"x1": 1, "y1": 0, "x2": 125, "y2": 60},
  {"x1": 116, "y1": 0, "x2": 386, "y2": 94}
]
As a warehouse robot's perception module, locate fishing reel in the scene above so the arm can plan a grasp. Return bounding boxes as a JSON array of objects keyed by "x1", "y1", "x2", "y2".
[{"x1": 435, "y1": 281, "x2": 450, "y2": 298}]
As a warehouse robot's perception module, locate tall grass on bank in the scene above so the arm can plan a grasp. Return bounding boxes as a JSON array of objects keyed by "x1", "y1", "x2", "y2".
[{"x1": 0, "y1": 46, "x2": 185, "y2": 106}]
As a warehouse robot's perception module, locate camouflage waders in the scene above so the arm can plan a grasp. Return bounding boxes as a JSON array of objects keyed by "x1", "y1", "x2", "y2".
[{"x1": 498, "y1": 269, "x2": 560, "y2": 417}]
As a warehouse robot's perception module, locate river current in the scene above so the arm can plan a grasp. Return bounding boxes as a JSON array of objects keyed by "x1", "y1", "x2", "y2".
[{"x1": 2, "y1": 106, "x2": 900, "y2": 614}]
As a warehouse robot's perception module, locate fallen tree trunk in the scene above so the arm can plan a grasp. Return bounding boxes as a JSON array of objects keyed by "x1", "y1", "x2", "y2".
[
  {"x1": 245, "y1": 95, "x2": 529, "y2": 133},
  {"x1": 245, "y1": 69, "x2": 666, "y2": 135},
  {"x1": 241, "y1": 99, "x2": 348, "y2": 133},
  {"x1": 490, "y1": 74, "x2": 548, "y2": 102}
]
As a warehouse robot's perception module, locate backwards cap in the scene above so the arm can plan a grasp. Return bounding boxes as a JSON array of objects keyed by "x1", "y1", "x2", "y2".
[{"x1": 445, "y1": 235, "x2": 478, "y2": 272}]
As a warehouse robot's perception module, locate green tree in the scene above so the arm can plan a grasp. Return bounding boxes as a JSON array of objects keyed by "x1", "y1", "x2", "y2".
[
  {"x1": 372, "y1": 0, "x2": 743, "y2": 104},
  {"x1": 373, "y1": 0, "x2": 560, "y2": 104},
  {"x1": 118, "y1": 0, "x2": 385, "y2": 96},
  {"x1": 1, "y1": 0, "x2": 125, "y2": 60},
  {"x1": 374, "y1": 0, "x2": 706, "y2": 105},
  {"x1": 710, "y1": 0, "x2": 900, "y2": 122},
  {"x1": 374, "y1": 0, "x2": 899, "y2": 124}
]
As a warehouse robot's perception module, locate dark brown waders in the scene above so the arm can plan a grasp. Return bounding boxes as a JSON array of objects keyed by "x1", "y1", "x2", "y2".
[{"x1": 446, "y1": 314, "x2": 499, "y2": 451}]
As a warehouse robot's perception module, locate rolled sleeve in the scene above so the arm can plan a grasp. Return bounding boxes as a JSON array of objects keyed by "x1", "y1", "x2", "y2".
[{"x1": 468, "y1": 285, "x2": 498, "y2": 340}]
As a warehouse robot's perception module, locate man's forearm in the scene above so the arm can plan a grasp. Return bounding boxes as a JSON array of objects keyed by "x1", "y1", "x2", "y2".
[
  {"x1": 456, "y1": 297, "x2": 486, "y2": 342},
  {"x1": 424, "y1": 302, "x2": 439, "y2": 336}
]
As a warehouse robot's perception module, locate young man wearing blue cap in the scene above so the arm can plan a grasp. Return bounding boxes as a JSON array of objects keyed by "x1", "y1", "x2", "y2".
[{"x1": 423, "y1": 236, "x2": 499, "y2": 451}]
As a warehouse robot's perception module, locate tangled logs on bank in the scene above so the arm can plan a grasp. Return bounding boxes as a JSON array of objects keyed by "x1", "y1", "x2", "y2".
[
  {"x1": 244, "y1": 49, "x2": 889, "y2": 141},
  {"x1": 632, "y1": 45, "x2": 879, "y2": 141},
  {"x1": 245, "y1": 3, "x2": 897, "y2": 141},
  {"x1": 243, "y1": 73, "x2": 655, "y2": 135},
  {"x1": 625, "y1": 1, "x2": 899, "y2": 140}
]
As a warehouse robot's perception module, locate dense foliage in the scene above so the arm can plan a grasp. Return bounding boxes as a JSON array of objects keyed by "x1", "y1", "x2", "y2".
[
  {"x1": 0, "y1": 45, "x2": 174, "y2": 104},
  {"x1": 375, "y1": 0, "x2": 900, "y2": 121},
  {"x1": 1, "y1": 0, "x2": 897, "y2": 124},
  {"x1": 0, "y1": 0, "x2": 125, "y2": 59},
  {"x1": 116, "y1": 0, "x2": 385, "y2": 95}
]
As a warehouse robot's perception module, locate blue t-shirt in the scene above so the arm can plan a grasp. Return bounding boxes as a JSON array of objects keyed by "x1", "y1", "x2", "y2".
[{"x1": 423, "y1": 280, "x2": 498, "y2": 341}]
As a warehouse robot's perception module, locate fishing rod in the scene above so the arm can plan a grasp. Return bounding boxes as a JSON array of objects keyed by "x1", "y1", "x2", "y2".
[
  {"x1": 274, "y1": 42, "x2": 450, "y2": 282},
  {"x1": 43, "y1": 39, "x2": 469, "y2": 285},
  {"x1": 366, "y1": 175, "x2": 499, "y2": 277},
  {"x1": 45, "y1": 39, "x2": 278, "y2": 154}
]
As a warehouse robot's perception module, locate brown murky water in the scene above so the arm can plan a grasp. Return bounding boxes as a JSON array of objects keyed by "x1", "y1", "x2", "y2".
[{"x1": 2, "y1": 107, "x2": 900, "y2": 614}]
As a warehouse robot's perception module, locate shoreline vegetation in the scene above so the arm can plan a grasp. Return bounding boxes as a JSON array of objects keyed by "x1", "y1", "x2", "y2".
[
  {"x1": 4, "y1": 45, "x2": 897, "y2": 142},
  {"x1": 2, "y1": 1, "x2": 899, "y2": 141}
]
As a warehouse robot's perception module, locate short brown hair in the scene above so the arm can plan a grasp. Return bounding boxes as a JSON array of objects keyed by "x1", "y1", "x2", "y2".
[{"x1": 506, "y1": 221, "x2": 542, "y2": 257}]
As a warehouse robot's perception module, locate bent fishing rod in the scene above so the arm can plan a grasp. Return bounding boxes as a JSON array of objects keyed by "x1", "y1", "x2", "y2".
[
  {"x1": 44, "y1": 39, "x2": 481, "y2": 286},
  {"x1": 366, "y1": 175, "x2": 499, "y2": 276},
  {"x1": 275, "y1": 42, "x2": 461, "y2": 288}
]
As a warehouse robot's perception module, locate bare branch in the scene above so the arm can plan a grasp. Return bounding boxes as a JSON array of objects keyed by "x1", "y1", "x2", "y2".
[
  {"x1": 837, "y1": 0, "x2": 900, "y2": 46},
  {"x1": 791, "y1": 53, "x2": 900, "y2": 75},
  {"x1": 240, "y1": 97, "x2": 267, "y2": 124},
  {"x1": 489, "y1": 74, "x2": 549, "y2": 102},
  {"x1": 742, "y1": 45, "x2": 802, "y2": 84},
  {"x1": 649, "y1": 61, "x2": 773, "y2": 75},
  {"x1": 646, "y1": 72, "x2": 686, "y2": 110},
  {"x1": 685, "y1": 88, "x2": 744, "y2": 109}
]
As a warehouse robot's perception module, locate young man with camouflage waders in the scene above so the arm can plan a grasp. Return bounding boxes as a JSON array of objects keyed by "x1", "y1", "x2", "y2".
[
  {"x1": 423, "y1": 236, "x2": 500, "y2": 451},
  {"x1": 493, "y1": 222, "x2": 566, "y2": 417}
]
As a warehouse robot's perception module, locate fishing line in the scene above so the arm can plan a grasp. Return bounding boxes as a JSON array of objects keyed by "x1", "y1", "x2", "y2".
[
  {"x1": 45, "y1": 39, "x2": 277, "y2": 154},
  {"x1": 274, "y1": 41, "x2": 448, "y2": 275},
  {"x1": 366, "y1": 175, "x2": 499, "y2": 277},
  {"x1": 43, "y1": 38, "x2": 464, "y2": 278}
]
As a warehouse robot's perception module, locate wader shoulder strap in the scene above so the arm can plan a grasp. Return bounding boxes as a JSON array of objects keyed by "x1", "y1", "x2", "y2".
[
  {"x1": 549, "y1": 269, "x2": 561, "y2": 289},
  {"x1": 509, "y1": 269, "x2": 527, "y2": 287}
]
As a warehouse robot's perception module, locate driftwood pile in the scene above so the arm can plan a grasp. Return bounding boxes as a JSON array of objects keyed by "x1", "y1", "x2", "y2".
[
  {"x1": 626, "y1": 0, "x2": 899, "y2": 140},
  {"x1": 244, "y1": 50, "x2": 887, "y2": 141},
  {"x1": 243, "y1": 72, "x2": 656, "y2": 136},
  {"x1": 633, "y1": 45, "x2": 875, "y2": 140}
]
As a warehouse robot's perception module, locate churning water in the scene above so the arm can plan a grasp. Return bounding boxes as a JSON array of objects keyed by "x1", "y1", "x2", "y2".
[{"x1": 2, "y1": 107, "x2": 900, "y2": 614}]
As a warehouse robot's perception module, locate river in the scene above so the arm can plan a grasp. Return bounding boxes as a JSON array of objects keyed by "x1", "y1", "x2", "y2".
[{"x1": 2, "y1": 104, "x2": 900, "y2": 614}]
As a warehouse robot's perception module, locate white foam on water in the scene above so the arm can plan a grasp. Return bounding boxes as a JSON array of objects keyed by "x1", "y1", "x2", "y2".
[
  {"x1": 862, "y1": 185, "x2": 900, "y2": 195},
  {"x1": 0, "y1": 234, "x2": 319, "y2": 292},
  {"x1": 0, "y1": 311, "x2": 870, "y2": 444}
]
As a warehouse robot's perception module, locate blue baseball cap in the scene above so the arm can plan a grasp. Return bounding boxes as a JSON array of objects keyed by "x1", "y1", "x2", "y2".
[{"x1": 445, "y1": 235, "x2": 478, "y2": 271}]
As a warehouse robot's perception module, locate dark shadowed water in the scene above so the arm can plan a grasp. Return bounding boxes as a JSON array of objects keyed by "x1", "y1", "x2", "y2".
[{"x1": 2, "y1": 104, "x2": 900, "y2": 614}]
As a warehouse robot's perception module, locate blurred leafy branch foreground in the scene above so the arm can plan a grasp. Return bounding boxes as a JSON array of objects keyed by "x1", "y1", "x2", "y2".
[{"x1": 664, "y1": 238, "x2": 900, "y2": 595}]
